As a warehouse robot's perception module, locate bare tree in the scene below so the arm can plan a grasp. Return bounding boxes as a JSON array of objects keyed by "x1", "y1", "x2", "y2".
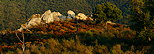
[{"x1": 15, "y1": 32, "x2": 25, "y2": 54}]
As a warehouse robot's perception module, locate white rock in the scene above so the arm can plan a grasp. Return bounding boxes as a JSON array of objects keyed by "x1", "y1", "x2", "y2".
[
  {"x1": 76, "y1": 13, "x2": 87, "y2": 20},
  {"x1": 17, "y1": 14, "x2": 42, "y2": 32},
  {"x1": 67, "y1": 10, "x2": 75, "y2": 15},
  {"x1": 41, "y1": 10, "x2": 54, "y2": 23},
  {"x1": 52, "y1": 12, "x2": 62, "y2": 21},
  {"x1": 106, "y1": 21, "x2": 116, "y2": 25},
  {"x1": 67, "y1": 10, "x2": 75, "y2": 18},
  {"x1": 27, "y1": 18, "x2": 42, "y2": 27}
]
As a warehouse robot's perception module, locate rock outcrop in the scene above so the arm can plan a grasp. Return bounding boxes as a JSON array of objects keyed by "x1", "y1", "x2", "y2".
[{"x1": 17, "y1": 10, "x2": 94, "y2": 32}]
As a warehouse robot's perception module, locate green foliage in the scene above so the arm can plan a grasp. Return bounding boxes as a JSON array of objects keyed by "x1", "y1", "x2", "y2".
[
  {"x1": 130, "y1": 0, "x2": 154, "y2": 31},
  {"x1": 93, "y1": 2, "x2": 123, "y2": 23},
  {"x1": 144, "y1": 0, "x2": 154, "y2": 29},
  {"x1": 144, "y1": 0, "x2": 154, "y2": 18},
  {"x1": 138, "y1": 29, "x2": 154, "y2": 41}
]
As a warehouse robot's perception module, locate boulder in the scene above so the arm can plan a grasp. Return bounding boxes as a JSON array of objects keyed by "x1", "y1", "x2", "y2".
[
  {"x1": 18, "y1": 14, "x2": 42, "y2": 32},
  {"x1": 106, "y1": 21, "x2": 116, "y2": 25},
  {"x1": 27, "y1": 17, "x2": 42, "y2": 27},
  {"x1": 27, "y1": 14, "x2": 41, "y2": 21},
  {"x1": 67, "y1": 10, "x2": 75, "y2": 18},
  {"x1": 75, "y1": 13, "x2": 87, "y2": 20},
  {"x1": 41, "y1": 10, "x2": 54, "y2": 23},
  {"x1": 52, "y1": 12, "x2": 62, "y2": 21}
]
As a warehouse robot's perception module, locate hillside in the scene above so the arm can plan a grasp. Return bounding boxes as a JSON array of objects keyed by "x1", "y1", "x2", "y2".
[
  {"x1": 0, "y1": 19, "x2": 154, "y2": 53},
  {"x1": 0, "y1": 0, "x2": 154, "y2": 54},
  {"x1": 1, "y1": 0, "x2": 153, "y2": 30},
  {"x1": 0, "y1": 0, "x2": 130, "y2": 30}
]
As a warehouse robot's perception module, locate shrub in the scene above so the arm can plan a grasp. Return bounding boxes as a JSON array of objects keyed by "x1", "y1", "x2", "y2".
[{"x1": 138, "y1": 29, "x2": 154, "y2": 41}]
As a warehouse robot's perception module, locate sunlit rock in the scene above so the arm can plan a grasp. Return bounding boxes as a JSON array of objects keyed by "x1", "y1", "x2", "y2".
[
  {"x1": 17, "y1": 14, "x2": 42, "y2": 32},
  {"x1": 75, "y1": 13, "x2": 87, "y2": 20},
  {"x1": 106, "y1": 21, "x2": 116, "y2": 25},
  {"x1": 52, "y1": 12, "x2": 62, "y2": 21},
  {"x1": 67, "y1": 10, "x2": 75, "y2": 19},
  {"x1": 41, "y1": 10, "x2": 54, "y2": 23}
]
